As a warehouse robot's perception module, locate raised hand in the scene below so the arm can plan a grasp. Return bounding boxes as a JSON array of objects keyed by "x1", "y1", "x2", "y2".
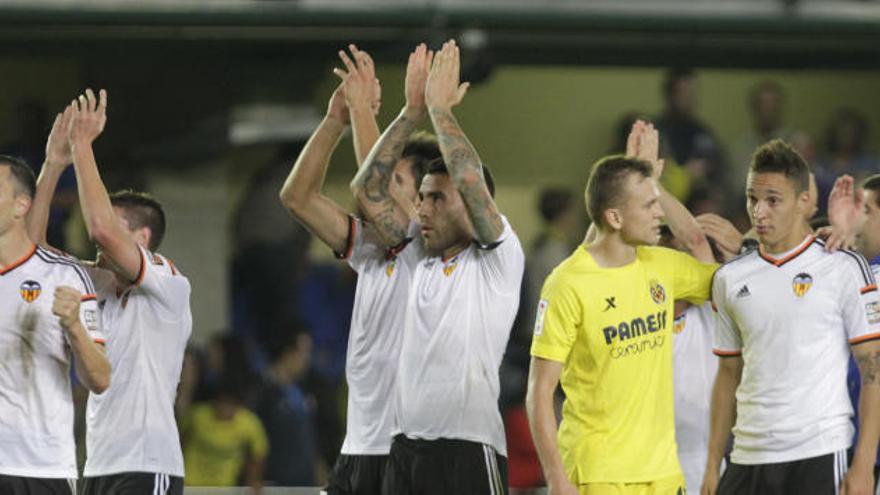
[
  {"x1": 326, "y1": 83, "x2": 350, "y2": 125},
  {"x1": 826, "y1": 174, "x2": 863, "y2": 252},
  {"x1": 45, "y1": 104, "x2": 75, "y2": 170},
  {"x1": 52, "y1": 286, "x2": 82, "y2": 330},
  {"x1": 625, "y1": 120, "x2": 664, "y2": 179},
  {"x1": 333, "y1": 44, "x2": 381, "y2": 117},
  {"x1": 697, "y1": 213, "x2": 744, "y2": 256},
  {"x1": 68, "y1": 88, "x2": 107, "y2": 146},
  {"x1": 404, "y1": 42, "x2": 433, "y2": 115},
  {"x1": 425, "y1": 39, "x2": 469, "y2": 111}
]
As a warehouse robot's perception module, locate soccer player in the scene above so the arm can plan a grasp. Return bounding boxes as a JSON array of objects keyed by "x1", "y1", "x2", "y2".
[
  {"x1": 0, "y1": 154, "x2": 108, "y2": 494},
  {"x1": 29, "y1": 90, "x2": 192, "y2": 495},
  {"x1": 827, "y1": 173, "x2": 880, "y2": 493},
  {"x1": 351, "y1": 39, "x2": 524, "y2": 494},
  {"x1": 526, "y1": 121, "x2": 718, "y2": 495},
  {"x1": 701, "y1": 140, "x2": 880, "y2": 495},
  {"x1": 279, "y1": 44, "x2": 440, "y2": 494}
]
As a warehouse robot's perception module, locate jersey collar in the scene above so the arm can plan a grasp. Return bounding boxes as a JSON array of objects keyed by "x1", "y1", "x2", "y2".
[
  {"x1": 0, "y1": 244, "x2": 37, "y2": 276},
  {"x1": 758, "y1": 235, "x2": 815, "y2": 267}
]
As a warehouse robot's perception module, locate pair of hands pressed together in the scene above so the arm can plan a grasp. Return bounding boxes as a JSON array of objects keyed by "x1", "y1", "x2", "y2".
[{"x1": 327, "y1": 39, "x2": 470, "y2": 125}]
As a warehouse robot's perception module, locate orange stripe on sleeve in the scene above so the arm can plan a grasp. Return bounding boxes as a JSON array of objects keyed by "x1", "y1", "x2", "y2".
[
  {"x1": 81, "y1": 294, "x2": 97, "y2": 302},
  {"x1": 713, "y1": 349, "x2": 742, "y2": 357},
  {"x1": 93, "y1": 338, "x2": 106, "y2": 345},
  {"x1": 850, "y1": 333, "x2": 880, "y2": 345},
  {"x1": 861, "y1": 284, "x2": 878, "y2": 295}
]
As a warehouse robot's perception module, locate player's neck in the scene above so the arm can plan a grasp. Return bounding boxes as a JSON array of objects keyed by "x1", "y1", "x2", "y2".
[
  {"x1": 586, "y1": 231, "x2": 637, "y2": 268},
  {"x1": 440, "y1": 239, "x2": 470, "y2": 262},
  {"x1": 761, "y1": 225, "x2": 813, "y2": 255},
  {"x1": 0, "y1": 225, "x2": 34, "y2": 268}
]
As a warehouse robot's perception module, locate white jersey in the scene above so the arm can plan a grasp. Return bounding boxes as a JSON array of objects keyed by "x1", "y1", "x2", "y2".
[
  {"x1": 84, "y1": 245, "x2": 192, "y2": 477},
  {"x1": 0, "y1": 245, "x2": 103, "y2": 478},
  {"x1": 712, "y1": 235, "x2": 880, "y2": 464},
  {"x1": 672, "y1": 302, "x2": 717, "y2": 492},
  {"x1": 338, "y1": 217, "x2": 413, "y2": 455},
  {"x1": 394, "y1": 216, "x2": 524, "y2": 456}
]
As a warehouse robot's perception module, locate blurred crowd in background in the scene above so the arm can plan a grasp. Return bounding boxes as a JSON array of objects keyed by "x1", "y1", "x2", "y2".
[{"x1": 2, "y1": 67, "x2": 877, "y2": 490}]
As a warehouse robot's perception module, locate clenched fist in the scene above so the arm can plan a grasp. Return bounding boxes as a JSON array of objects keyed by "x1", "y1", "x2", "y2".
[{"x1": 52, "y1": 286, "x2": 83, "y2": 330}]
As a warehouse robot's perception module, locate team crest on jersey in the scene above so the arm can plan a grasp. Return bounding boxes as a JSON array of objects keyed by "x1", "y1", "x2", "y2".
[
  {"x1": 649, "y1": 280, "x2": 666, "y2": 305},
  {"x1": 151, "y1": 253, "x2": 164, "y2": 266},
  {"x1": 386, "y1": 259, "x2": 396, "y2": 277},
  {"x1": 442, "y1": 257, "x2": 458, "y2": 277},
  {"x1": 792, "y1": 273, "x2": 813, "y2": 297},
  {"x1": 673, "y1": 313, "x2": 686, "y2": 334},
  {"x1": 19, "y1": 280, "x2": 41, "y2": 303}
]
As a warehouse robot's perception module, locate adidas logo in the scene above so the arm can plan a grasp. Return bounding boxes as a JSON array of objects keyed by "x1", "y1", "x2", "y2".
[{"x1": 736, "y1": 285, "x2": 751, "y2": 298}]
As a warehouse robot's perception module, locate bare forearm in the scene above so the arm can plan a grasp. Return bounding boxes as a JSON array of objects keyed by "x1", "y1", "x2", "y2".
[
  {"x1": 67, "y1": 321, "x2": 110, "y2": 394},
  {"x1": 70, "y1": 142, "x2": 117, "y2": 241},
  {"x1": 527, "y1": 388, "x2": 568, "y2": 485},
  {"x1": 350, "y1": 107, "x2": 419, "y2": 245},
  {"x1": 349, "y1": 104, "x2": 380, "y2": 168},
  {"x1": 853, "y1": 345, "x2": 880, "y2": 469},
  {"x1": 659, "y1": 185, "x2": 714, "y2": 263},
  {"x1": 280, "y1": 117, "x2": 345, "y2": 210},
  {"x1": 427, "y1": 106, "x2": 502, "y2": 243},
  {"x1": 28, "y1": 165, "x2": 64, "y2": 247},
  {"x1": 706, "y1": 363, "x2": 740, "y2": 471}
]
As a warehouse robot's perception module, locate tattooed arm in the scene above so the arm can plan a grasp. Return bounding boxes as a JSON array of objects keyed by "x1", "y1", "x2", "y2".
[
  {"x1": 846, "y1": 340, "x2": 880, "y2": 492},
  {"x1": 350, "y1": 43, "x2": 432, "y2": 247},
  {"x1": 425, "y1": 40, "x2": 503, "y2": 245}
]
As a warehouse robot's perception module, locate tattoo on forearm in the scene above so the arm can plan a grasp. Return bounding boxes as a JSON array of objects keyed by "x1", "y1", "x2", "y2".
[
  {"x1": 429, "y1": 108, "x2": 503, "y2": 241},
  {"x1": 857, "y1": 350, "x2": 880, "y2": 386},
  {"x1": 352, "y1": 113, "x2": 416, "y2": 203}
]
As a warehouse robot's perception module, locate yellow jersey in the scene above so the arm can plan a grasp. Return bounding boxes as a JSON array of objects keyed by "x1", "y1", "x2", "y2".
[
  {"x1": 530, "y1": 245, "x2": 717, "y2": 484},
  {"x1": 182, "y1": 403, "x2": 269, "y2": 486}
]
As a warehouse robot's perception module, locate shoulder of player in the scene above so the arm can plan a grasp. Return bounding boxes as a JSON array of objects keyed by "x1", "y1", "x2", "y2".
[
  {"x1": 33, "y1": 246, "x2": 96, "y2": 293},
  {"x1": 146, "y1": 250, "x2": 188, "y2": 279},
  {"x1": 713, "y1": 246, "x2": 760, "y2": 279},
  {"x1": 820, "y1": 244, "x2": 876, "y2": 286}
]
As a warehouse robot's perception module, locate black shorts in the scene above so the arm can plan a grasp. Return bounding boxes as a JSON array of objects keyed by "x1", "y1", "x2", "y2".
[
  {"x1": 717, "y1": 450, "x2": 848, "y2": 495},
  {"x1": 324, "y1": 454, "x2": 389, "y2": 495},
  {"x1": 382, "y1": 435, "x2": 508, "y2": 495},
  {"x1": 81, "y1": 472, "x2": 183, "y2": 495},
  {"x1": 0, "y1": 474, "x2": 75, "y2": 495}
]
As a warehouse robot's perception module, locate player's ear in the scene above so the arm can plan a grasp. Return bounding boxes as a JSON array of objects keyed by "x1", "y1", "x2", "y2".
[
  {"x1": 13, "y1": 192, "x2": 31, "y2": 220},
  {"x1": 604, "y1": 208, "x2": 623, "y2": 231}
]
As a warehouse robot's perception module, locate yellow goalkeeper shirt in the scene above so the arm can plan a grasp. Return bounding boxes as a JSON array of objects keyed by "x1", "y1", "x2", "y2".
[{"x1": 530, "y1": 245, "x2": 717, "y2": 484}]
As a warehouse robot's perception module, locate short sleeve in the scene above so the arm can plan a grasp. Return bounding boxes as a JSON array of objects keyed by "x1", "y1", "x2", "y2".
[
  {"x1": 475, "y1": 216, "x2": 525, "y2": 293},
  {"x1": 339, "y1": 217, "x2": 389, "y2": 273},
  {"x1": 246, "y1": 412, "x2": 269, "y2": 459},
  {"x1": 711, "y1": 270, "x2": 743, "y2": 356},
  {"x1": 530, "y1": 274, "x2": 581, "y2": 363},
  {"x1": 666, "y1": 249, "x2": 718, "y2": 305},
  {"x1": 839, "y1": 252, "x2": 880, "y2": 345},
  {"x1": 133, "y1": 245, "x2": 190, "y2": 315}
]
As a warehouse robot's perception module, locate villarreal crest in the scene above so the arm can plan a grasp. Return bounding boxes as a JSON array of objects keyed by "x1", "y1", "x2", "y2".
[
  {"x1": 649, "y1": 279, "x2": 666, "y2": 305},
  {"x1": 20, "y1": 280, "x2": 41, "y2": 303},
  {"x1": 792, "y1": 273, "x2": 813, "y2": 297}
]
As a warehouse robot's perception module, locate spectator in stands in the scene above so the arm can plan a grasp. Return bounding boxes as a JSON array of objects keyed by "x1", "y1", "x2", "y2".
[
  {"x1": 731, "y1": 81, "x2": 789, "y2": 208},
  {"x1": 181, "y1": 336, "x2": 268, "y2": 491},
  {"x1": 814, "y1": 107, "x2": 879, "y2": 216},
  {"x1": 255, "y1": 329, "x2": 317, "y2": 486},
  {"x1": 655, "y1": 68, "x2": 726, "y2": 192}
]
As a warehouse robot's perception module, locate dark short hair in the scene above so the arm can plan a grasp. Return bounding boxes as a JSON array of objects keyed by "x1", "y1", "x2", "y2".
[
  {"x1": 109, "y1": 190, "x2": 166, "y2": 251},
  {"x1": 538, "y1": 187, "x2": 574, "y2": 223},
  {"x1": 585, "y1": 155, "x2": 653, "y2": 230},
  {"x1": 663, "y1": 68, "x2": 695, "y2": 100},
  {"x1": 749, "y1": 139, "x2": 810, "y2": 194},
  {"x1": 0, "y1": 154, "x2": 35, "y2": 198},
  {"x1": 863, "y1": 174, "x2": 880, "y2": 208},
  {"x1": 425, "y1": 159, "x2": 496, "y2": 198},
  {"x1": 401, "y1": 132, "x2": 441, "y2": 189}
]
